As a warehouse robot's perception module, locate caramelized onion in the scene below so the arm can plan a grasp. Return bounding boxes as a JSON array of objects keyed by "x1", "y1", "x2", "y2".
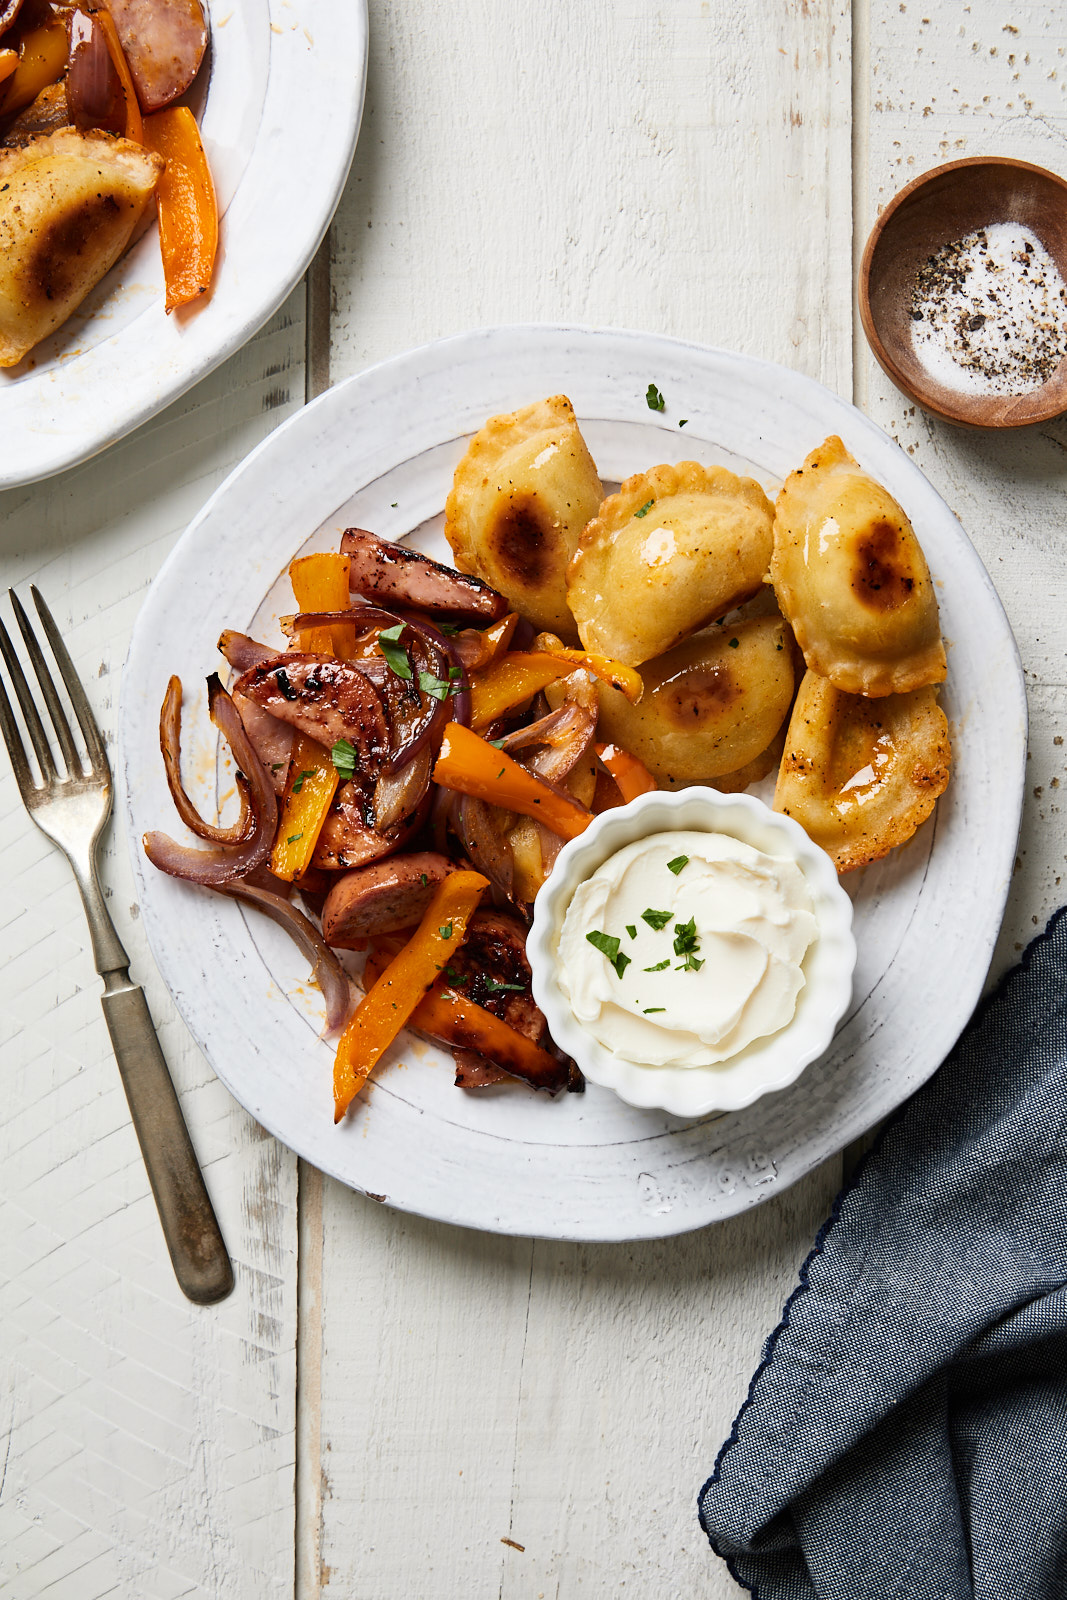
[
  {"x1": 456, "y1": 794, "x2": 515, "y2": 901},
  {"x1": 144, "y1": 675, "x2": 278, "y2": 887},
  {"x1": 373, "y1": 744, "x2": 431, "y2": 833},
  {"x1": 159, "y1": 673, "x2": 253, "y2": 845},
  {"x1": 220, "y1": 880, "x2": 352, "y2": 1037},
  {"x1": 218, "y1": 630, "x2": 276, "y2": 673},
  {"x1": 67, "y1": 10, "x2": 125, "y2": 134},
  {"x1": 501, "y1": 702, "x2": 596, "y2": 784}
]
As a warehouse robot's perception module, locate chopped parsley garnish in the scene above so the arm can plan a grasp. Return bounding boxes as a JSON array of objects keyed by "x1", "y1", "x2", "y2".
[
  {"x1": 625, "y1": 924, "x2": 637, "y2": 940},
  {"x1": 439, "y1": 921, "x2": 453, "y2": 939},
  {"x1": 444, "y1": 967, "x2": 468, "y2": 984},
  {"x1": 728, "y1": 637, "x2": 739, "y2": 649},
  {"x1": 643, "y1": 1007, "x2": 666, "y2": 1014},
  {"x1": 489, "y1": 737, "x2": 507, "y2": 749},
  {"x1": 273, "y1": 666, "x2": 297, "y2": 700},
  {"x1": 331, "y1": 738, "x2": 357, "y2": 780},
  {"x1": 419, "y1": 873, "x2": 428, "y2": 886},
  {"x1": 418, "y1": 665, "x2": 463, "y2": 701},
  {"x1": 586, "y1": 929, "x2": 630, "y2": 979},
  {"x1": 643, "y1": 959, "x2": 670, "y2": 972},
  {"x1": 646, "y1": 382, "x2": 666, "y2": 412},
  {"x1": 271, "y1": 762, "x2": 285, "y2": 772},
  {"x1": 678, "y1": 419, "x2": 688, "y2": 428},
  {"x1": 641, "y1": 908, "x2": 673, "y2": 931},
  {"x1": 391, "y1": 501, "x2": 398, "y2": 507},
  {"x1": 286, "y1": 832, "x2": 303, "y2": 844},
  {"x1": 672, "y1": 916, "x2": 703, "y2": 971},
  {"x1": 667, "y1": 854, "x2": 688, "y2": 875},
  {"x1": 438, "y1": 621, "x2": 462, "y2": 635},
  {"x1": 483, "y1": 978, "x2": 526, "y2": 995},
  {"x1": 634, "y1": 499, "x2": 655, "y2": 518},
  {"x1": 291, "y1": 768, "x2": 316, "y2": 794},
  {"x1": 378, "y1": 622, "x2": 412, "y2": 680}
]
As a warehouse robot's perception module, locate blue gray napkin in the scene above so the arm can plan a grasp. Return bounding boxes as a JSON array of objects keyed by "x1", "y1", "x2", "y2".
[{"x1": 698, "y1": 907, "x2": 1067, "y2": 1600}]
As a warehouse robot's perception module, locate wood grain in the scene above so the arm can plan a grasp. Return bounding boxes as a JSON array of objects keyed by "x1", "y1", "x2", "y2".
[
  {"x1": 0, "y1": 295, "x2": 306, "y2": 1599},
  {"x1": 312, "y1": 0, "x2": 851, "y2": 1594},
  {"x1": 861, "y1": 0, "x2": 1067, "y2": 984}
]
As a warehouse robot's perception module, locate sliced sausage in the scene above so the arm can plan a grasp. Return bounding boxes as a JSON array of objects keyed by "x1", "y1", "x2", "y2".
[
  {"x1": 442, "y1": 910, "x2": 546, "y2": 1043},
  {"x1": 341, "y1": 528, "x2": 508, "y2": 621},
  {"x1": 321, "y1": 851, "x2": 454, "y2": 947},
  {"x1": 99, "y1": 0, "x2": 207, "y2": 113},
  {"x1": 234, "y1": 653, "x2": 390, "y2": 772},
  {"x1": 311, "y1": 785, "x2": 424, "y2": 871}
]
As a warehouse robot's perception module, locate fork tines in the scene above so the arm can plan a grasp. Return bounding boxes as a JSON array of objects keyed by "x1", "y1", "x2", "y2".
[{"x1": 0, "y1": 588, "x2": 108, "y2": 792}]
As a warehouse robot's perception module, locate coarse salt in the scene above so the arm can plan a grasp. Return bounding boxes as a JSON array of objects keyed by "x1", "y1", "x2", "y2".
[{"x1": 909, "y1": 222, "x2": 1067, "y2": 396}]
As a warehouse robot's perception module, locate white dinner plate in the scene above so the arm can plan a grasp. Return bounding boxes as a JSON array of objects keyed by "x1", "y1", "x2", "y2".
[
  {"x1": 0, "y1": 0, "x2": 367, "y2": 488},
  {"x1": 119, "y1": 325, "x2": 1026, "y2": 1241}
]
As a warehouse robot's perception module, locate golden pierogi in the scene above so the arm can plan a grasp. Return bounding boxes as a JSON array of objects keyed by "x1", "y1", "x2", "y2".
[
  {"x1": 0, "y1": 130, "x2": 163, "y2": 368},
  {"x1": 770, "y1": 436, "x2": 946, "y2": 697},
  {"x1": 567, "y1": 461, "x2": 774, "y2": 666},
  {"x1": 444, "y1": 394, "x2": 603, "y2": 636},
  {"x1": 774, "y1": 670, "x2": 951, "y2": 873},
  {"x1": 595, "y1": 613, "x2": 795, "y2": 786}
]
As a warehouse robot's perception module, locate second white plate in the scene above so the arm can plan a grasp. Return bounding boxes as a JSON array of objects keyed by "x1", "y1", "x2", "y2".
[
  {"x1": 119, "y1": 325, "x2": 1026, "y2": 1241},
  {"x1": 0, "y1": 0, "x2": 367, "y2": 487}
]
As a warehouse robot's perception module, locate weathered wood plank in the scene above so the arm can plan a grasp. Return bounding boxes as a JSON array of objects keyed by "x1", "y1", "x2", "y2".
[
  {"x1": 0, "y1": 294, "x2": 306, "y2": 1599},
  {"x1": 862, "y1": 1, "x2": 1067, "y2": 982},
  {"x1": 312, "y1": 1, "x2": 852, "y2": 1593}
]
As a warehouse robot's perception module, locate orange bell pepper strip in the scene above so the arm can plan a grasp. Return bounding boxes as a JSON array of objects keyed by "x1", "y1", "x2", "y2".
[
  {"x1": 141, "y1": 106, "x2": 217, "y2": 311},
  {"x1": 470, "y1": 648, "x2": 642, "y2": 727},
  {"x1": 469, "y1": 652, "x2": 569, "y2": 728},
  {"x1": 95, "y1": 9, "x2": 143, "y2": 141},
  {"x1": 0, "y1": 21, "x2": 67, "y2": 118},
  {"x1": 432, "y1": 722, "x2": 592, "y2": 841},
  {"x1": 289, "y1": 552, "x2": 355, "y2": 656},
  {"x1": 540, "y1": 648, "x2": 643, "y2": 704},
  {"x1": 596, "y1": 742, "x2": 657, "y2": 803},
  {"x1": 270, "y1": 733, "x2": 340, "y2": 881},
  {"x1": 333, "y1": 869, "x2": 489, "y2": 1120},
  {"x1": 363, "y1": 944, "x2": 569, "y2": 1093},
  {"x1": 0, "y1": 50, "x2": 18, "y2": 88}
]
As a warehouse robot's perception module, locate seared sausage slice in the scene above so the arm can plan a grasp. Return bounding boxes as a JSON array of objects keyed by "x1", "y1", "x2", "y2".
[
  {"x1": 442, "y1": 910, "x2": 546, "y2": 1043},
  {"x1": 322, "y1": 852, "x2": 453, "y2": 947},
  {"x1": 312, "y1": 786, "x2": 424, "y2": 871},
  {"x1": 341, "y1": 528, "x2": 508, "y2": 621},
  {"x1": 234, "y1": 653, "x2": 390, "y2": 772},
  {"x1": 100, "y1": 0, "x2": 208, "y2": 112}
]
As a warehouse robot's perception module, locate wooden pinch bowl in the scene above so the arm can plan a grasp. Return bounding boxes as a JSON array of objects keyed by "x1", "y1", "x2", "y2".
[{"x1": 859, "y1": 157, "x2": 1067, "y2": 428}]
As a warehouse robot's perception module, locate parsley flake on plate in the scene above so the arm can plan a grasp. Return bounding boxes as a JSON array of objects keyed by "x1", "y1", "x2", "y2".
[
  {"x1": 667, "y1": 854, "x2": 688, "y2": 875},
  {"x1": 646, "y1": 382, "x2": 666, "y2": 412},
  {"x1": 634, "y1": 499, "x2": 655, "y2": 518},
  {"x1": 641, "y1": 908, "x2": 673, "y2": 931}
]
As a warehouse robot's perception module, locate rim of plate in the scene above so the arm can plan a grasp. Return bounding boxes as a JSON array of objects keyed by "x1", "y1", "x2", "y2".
[
  {"x1": 0, "y1": 0, "x2": 368, "y2": 489},
  {"x1": 119, "y1": 323, "x2": 1027, "y2": 1241}
]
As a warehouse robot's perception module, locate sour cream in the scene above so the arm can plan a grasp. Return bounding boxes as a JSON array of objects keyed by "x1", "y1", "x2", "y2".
[{"x1": 557, "y1": 830, "x2": 818, "y2": 1068}]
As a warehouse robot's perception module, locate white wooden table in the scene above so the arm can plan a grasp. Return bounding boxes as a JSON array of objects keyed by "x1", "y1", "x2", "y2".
[{"x1": 3, "y1": 4, "x2": 1065, "y2": 1594}]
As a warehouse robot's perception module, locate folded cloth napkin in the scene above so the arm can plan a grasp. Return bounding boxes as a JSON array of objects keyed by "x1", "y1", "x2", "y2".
[{"x1": 698, "y1": 907, "x2": 1067, "y2": 1600}]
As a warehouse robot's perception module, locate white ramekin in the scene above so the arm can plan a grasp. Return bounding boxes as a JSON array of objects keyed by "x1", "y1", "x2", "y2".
[{"x1": 528, "y1": 788, "x2": 857, "y2": 1117}]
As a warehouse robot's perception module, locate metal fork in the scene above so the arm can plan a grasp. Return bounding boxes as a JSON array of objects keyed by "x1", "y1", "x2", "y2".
[{"x1": 0, "y1": 587, "x2": 234, "y2": 1305}]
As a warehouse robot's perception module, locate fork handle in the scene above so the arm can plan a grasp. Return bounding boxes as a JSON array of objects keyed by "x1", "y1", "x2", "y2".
[{"x1": 100, "y1": 971, "x2": 235, "y2": 1305}]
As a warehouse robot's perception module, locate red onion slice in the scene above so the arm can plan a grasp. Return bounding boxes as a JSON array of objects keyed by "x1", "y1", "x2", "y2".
[
  {"x1": 218, "y1": 630, "x2": 277, "y2": 673},
  {"x1": 373, "y1": 744, "x2": 432, "y2": 833},
  {"x1": 219, "y1": 880, "x2": 352, "y2": 1037},
  {"x1": 501, "y1": 702, "x2": 597, "y2": 784},
  {"x1": 67, "y1": 10, "x2": 125, "y2": 134},
  {"x1": 144, "y1": 675, "x2": 278, "y2": 887},
  {"x1": 159, "y1": 674, "x2": 253, "y2": 845}
]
